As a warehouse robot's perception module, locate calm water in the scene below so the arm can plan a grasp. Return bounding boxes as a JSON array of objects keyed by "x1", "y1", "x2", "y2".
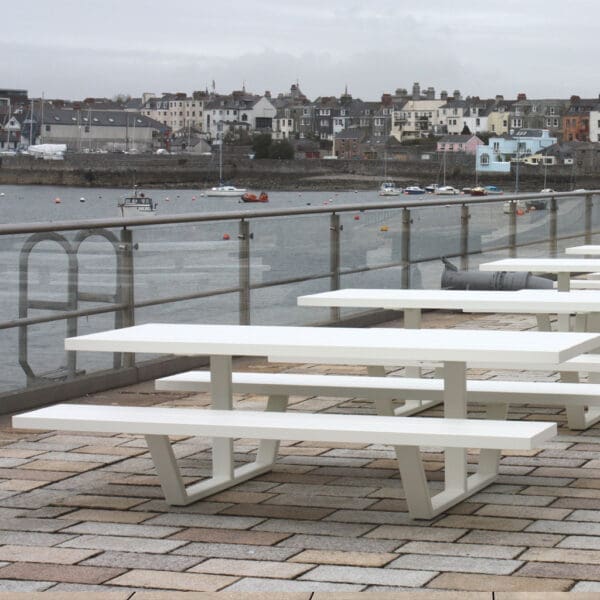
[{"x1": 0, "y1": 184, "x2": 592, "y2": 394}]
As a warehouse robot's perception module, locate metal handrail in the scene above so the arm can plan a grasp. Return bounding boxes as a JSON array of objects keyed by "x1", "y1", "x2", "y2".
[{"x1": 0, "y1": 190, "x2": 595, "y2": 235}]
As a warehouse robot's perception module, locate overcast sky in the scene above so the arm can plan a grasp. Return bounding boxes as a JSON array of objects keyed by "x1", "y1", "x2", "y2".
[{"x1": 4, "y1": 0, "x2": 598, "y2": 102}]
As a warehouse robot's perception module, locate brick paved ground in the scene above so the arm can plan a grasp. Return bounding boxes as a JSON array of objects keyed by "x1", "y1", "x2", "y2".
[{"x1": 1, "y1": 310, "x2": 600, "y2": 596}]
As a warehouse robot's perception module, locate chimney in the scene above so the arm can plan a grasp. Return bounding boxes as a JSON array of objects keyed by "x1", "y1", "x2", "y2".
[
  {"x1": 453, "y1": 90, "x2": 461, "y2": 100},
  {"x1": 495, "y1": 94, "x2": 504, "y2": 102},
  {"x1": 381, "y1": 93, "x2": 392, "y2": 106},
  {"x1": 264, "y1": 90, "x2": 271, "y2": 98},
  {"x1": 412, "y1": 82, "x2": 421, "y2": 100},
  {"x1": 395, "y1": 88, "x2": 408, "y2": 98},
  {"x1": 440, "y1": 90, "x2": 448, "y2": 101},
  {"x1": 517, "y1": 93, "x2": 527, "y2": 101}
]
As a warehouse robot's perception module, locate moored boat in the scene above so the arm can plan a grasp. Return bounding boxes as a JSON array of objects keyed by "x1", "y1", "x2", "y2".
[
  {"x1": 434, "y1": 185, "x2": 459, "y2": 195},
  {"x1": 470, "y1": 186, "x2": 488, "y2": 196},
  {"x1": 206, "y1": 185, "x2": 247, "y2": 197},
  {"x1": 378, "y1": 181, "x2": 402, "y2": 196},
  {"x1": 404, "y1": 185, "x2": 426, "y2": 195},
  {"x1": 118, "y1": 187, "x2": 157, "y2": 217},
  {"x1": 484, "y1": 185, "x2": 503, "y2": 195},
  {"x1": 242, "y1": 191, "x2": 269, "y2": 203}
]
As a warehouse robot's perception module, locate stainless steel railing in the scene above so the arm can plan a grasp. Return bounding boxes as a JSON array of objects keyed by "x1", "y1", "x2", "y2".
[{"x1": 0, "y1": 190, "x2": 598, "y2": 412}]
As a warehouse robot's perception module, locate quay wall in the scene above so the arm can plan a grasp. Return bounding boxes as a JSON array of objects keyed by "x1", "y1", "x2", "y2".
[{"x1": 0, "y1": 153, "x2": 591, "y2": 190}]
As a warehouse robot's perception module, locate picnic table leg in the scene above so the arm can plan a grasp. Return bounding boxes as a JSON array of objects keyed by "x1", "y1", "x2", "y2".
[
  {"x1": 210, "y1": 355, "x2": 234, "y2": 480},
  {"x1": 443, "y1": 361, "x2": 468, "y2": 493},
  {"x1": 565, "y1": 312, "x2": 600, "y2": 429},
  {"x1": 557, "y1": 272, "x2": 571, "y2": 292}
]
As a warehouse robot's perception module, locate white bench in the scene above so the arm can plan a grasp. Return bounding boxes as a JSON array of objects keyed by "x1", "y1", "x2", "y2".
[
  {"x1": 12, "y1": 403, "x2": 556, "y2": 520},
  {"x1": 156, "y1": 370, "x2": 600, "y2": 430}
]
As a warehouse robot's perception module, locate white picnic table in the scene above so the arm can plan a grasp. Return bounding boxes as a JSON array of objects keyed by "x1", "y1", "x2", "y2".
[
  {"x1": 479, "y1": 257, "x2": 600, "y2": 291},
  {"x1": 298, "y1": 287, "x2": 600, "y2": 332},
  {"x1": 64, "y1": 323, "x2": 600, "y2": 518}
]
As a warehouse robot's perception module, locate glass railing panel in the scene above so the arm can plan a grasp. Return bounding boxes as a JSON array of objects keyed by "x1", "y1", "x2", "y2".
[{"x1": 249, "y1": 214, "x2": 331, "y2": 286}]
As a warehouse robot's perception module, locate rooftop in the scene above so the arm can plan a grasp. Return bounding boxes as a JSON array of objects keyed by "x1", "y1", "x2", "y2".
[{"x1": 2, "y1": 310, "x2": 599, "y2": 595}]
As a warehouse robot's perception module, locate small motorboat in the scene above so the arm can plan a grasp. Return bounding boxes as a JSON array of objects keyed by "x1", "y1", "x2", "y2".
[
  {"x1": 424, "y1": 183, "x2": 439, "y2": 193},
  {"x1": 470, "y1": 186, "x2": 488, "y2": 196},
  {"x1": 434, "y1": 185, "x2": 459, "y2": 195},
  {"x1": 484, "y1": 185, "x2": 503, "y2": 195},
  {"x1": 404, "y1": 185, "x2": 426, "y2": 195},
  {"x1": 378, "y1": 181, "x2": 402, "y2": 196},
  {"x1": 118, "y1": 187, "x2": 157, "y2": 217},
  {"x1": 242, "y1": 191, "x2": 269, "y2": 203}
]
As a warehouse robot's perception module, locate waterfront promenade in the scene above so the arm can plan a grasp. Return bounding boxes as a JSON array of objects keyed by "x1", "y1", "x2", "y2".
[{"x1": 2, "y1": 310, "x2": 600, "y2": 595}]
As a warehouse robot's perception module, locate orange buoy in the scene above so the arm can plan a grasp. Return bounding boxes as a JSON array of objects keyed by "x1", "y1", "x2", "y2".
[
  {"x1": 222, "y1": 233, "x2": 230, "y2": 240},
  {"x1": 516, "y1": 209, "x2": 524, "y2": 216},
  {"x1": 380, "y1": 225, "x2": 389, "y2": 232},
  {"x1": 354, "y1": 215, "x2": 360, "y2": 220},
  {"x1": 191, "y1": 196, "x2": 197, "y2": 201}
]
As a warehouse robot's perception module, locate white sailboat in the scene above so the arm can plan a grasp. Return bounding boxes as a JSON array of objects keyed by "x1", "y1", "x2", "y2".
[{"x1": 205, "y1": 125, "x2": 246, "y2": 197}]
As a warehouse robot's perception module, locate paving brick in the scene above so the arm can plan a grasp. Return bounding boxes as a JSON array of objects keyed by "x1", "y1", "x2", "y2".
[
  {"x1": 58, "y1": 508, "x2": 158, "y2": 524},
  {"x1": 289, "y1": 549, "x2": 396, "y2": 567},
  {"x1": 22, "y1": 460, "x2": 105, "y2": 472},
  {"x1": 266, "y1": 493, "x2": 377, "y2": 510},
  {"x1": 518, "y1": 561, "x2": 600, "y2": 580},
  {"x1": 145, "y1": 513, "x2": 264, "y2": 529},
  {"x1": 475, "y1": 504, "x2": 571, "y2": 520},
  {"x1": 434, "y1": 515, "x2": 531, "y2": 532},
  {"x1": 223, "y1": 577, "x2": 364, "y2": 591},
  {"x1": 389, "y1": 553, "x2": 522, "y2": 575},
  {"x1": 366, "y1": 524, "x2": 466, "y2": 542},
  {"x1": 55, "y1": 494, "x2": 147, "y2": 510},
  {"x1": 567, "y1": 509, "x2": 600, "y2": 522},
  {"x1": 172, "y1": 541, "x2": 299, "y2": 561},
  {"x1": 0, "y1": 467, "x2": 73, "y2": 482},
  {"x1": 190, "y1": 557, "x2": 314, "y2": 579},
  {"x1": 106, "y1": 568, "x2": 237, "y2": 591},
  {"x1": 34, "y1": 450, "x2": 125, "y2": 463},
  {"x1": 526, "y1": 519, "x2": 600, "y2": 535},
  {"x1": 0, "y1": 579, "x2": 54, "y2": 591},
  {"x1": 131, "y1": 593, "x2": 312, "y2": 600},
  {"x1": 571, "y1": 582, "x2": 600, "y2": 591},
  {"x1": 0, "y1": 544, "x2": 99, "y2": 564},
  {"x1": 520, "y1": 547, "x2": 600, "y2": 565},
  {"x1": 399, "y1": 541, "x2": 524, "y2": 559},
  {"x1": 299, "y1": 565, "x2": 436, "y2": 587},
  {"x1": 0, "y1": 517, "x2": 68, "y2": 533},
  {"x1": 207, "y1": 490, "x2": 275, "y2": 504},
  {"x1": 0, "y1": 530, "x2": 77, "y2": 547},
  {"x1": 0, "y1": 562, "x2": 124, "y2": 584},
  {"x1": 277, "y1": 533, "x2": 400, "y2": 553},
  {"x1": 557, "y1": 536, "x2": 600, "y2": 550},
  {"x1": 132, "y1": 499, "x2": 228, "y2": 514},
  {"x1": 253, "y1": 518, "x2": 374, "y2": 537},
  {"x1": 58, "y1": 534, "x2": 188, "y2": 554},
  {"x1": 219, "y1": 503, "x2": 334, "y2": 521},
  {"x1": 267, "y1": 483, "x2": 378, "y2": 498},
  {"x1": 469, "y1": 492, "x2": 555, "y2": 506},
  {"x1": 427, "y1": 572, "x2": 572, "y2": 591},
  {"x1": 81, "y1": 550, "x2": 202, "y2": 571},
  {"x1": 459, "y1": 530, "x2": 564, "y2": 547},
  {"x1": 551, "y1": 497, "x2": 600, "y2": 510},
  {"x1": 169, "y1": 527, "x2": 291, "y2": 546},
  {"x1": 59, "y1": 521, "x2": 181, "y2": 538}
]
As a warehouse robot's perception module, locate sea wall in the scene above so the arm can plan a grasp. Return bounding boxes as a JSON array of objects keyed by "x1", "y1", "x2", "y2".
[{"x1": 0, "y1": 152, "x2": 589, "y2": 190}]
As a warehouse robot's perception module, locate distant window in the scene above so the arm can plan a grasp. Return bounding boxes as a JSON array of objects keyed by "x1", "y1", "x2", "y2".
[
  {"x1": 45, "y1": 125, "x2": 51, "y2": 131},
  {"x1": 84, "y1": 125, "x2": 89, "y2": 132},
  {"x1": 480, "y1": 153, "x2": 490, "y2": 165},
  {"x1": 493, "y1": 142, "x2": 500, "y2": 152}
]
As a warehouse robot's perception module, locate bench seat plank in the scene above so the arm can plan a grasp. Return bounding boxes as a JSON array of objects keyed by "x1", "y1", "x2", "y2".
[
  {"x1": 156, "y1": 371, "x2": 600, "y2": 406},
  {"x1": 14, "y1": 404, "x2": 554, "y2": 451}
]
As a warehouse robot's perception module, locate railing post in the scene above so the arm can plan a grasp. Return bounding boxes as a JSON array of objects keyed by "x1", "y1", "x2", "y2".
[
  {"x1": 118, "y1": 228, "x2": 135, "y2": 369},
  {"x1": 239, "y1": 219, "x2": 251, "y2": 325},
  {"x1": 509, "y1": 202, "x2": 517, "y2": 258},
  {"x1": 460, "y1": 203, "x2": 470, "y2": 271},
  {"x1": 549, "y1": 195, "x2": 558, "y2": 256},
  {"x1": 330, "y1": 212, "x2": 341, "y2": 322},
  {"x1": 401, "y1": 207, "x2": 411, "y2": 289},
  {"x1": 585, "y1": 193, "x2": 593, "y2": 244}
]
